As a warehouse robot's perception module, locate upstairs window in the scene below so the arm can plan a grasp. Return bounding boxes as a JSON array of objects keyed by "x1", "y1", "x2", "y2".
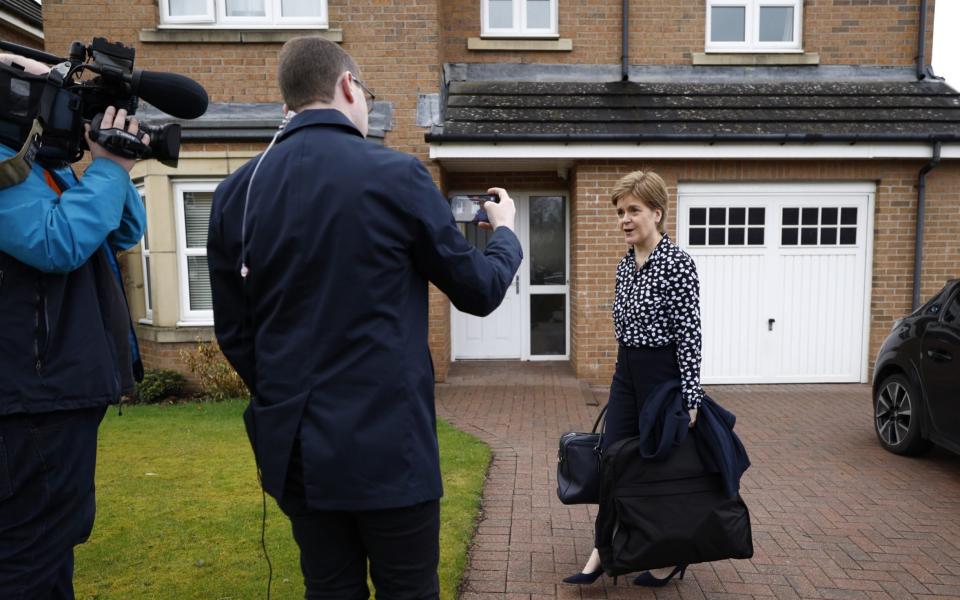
[
  {"x1": 160, "y1": 0, "x2": 328, "y2": 28},
  {"x1": 482, "y1": 0, "x2": 558, "y2": 38},
  {"x1": 706, "y1": 0, "x2": 801, "y2": 53}
]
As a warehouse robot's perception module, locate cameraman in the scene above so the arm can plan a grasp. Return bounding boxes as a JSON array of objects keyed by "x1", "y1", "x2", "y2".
[
  {"x1": 208, "y1": 37, "x2": 522, "y2": 599},
  {"x1": 0, "y1": 53, "x2": 148, "y2": 598}
]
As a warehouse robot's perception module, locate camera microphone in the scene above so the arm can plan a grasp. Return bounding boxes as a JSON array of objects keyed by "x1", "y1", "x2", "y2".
[{"x1": 131, "y1": 69, "x2": 209, "y2": 120}]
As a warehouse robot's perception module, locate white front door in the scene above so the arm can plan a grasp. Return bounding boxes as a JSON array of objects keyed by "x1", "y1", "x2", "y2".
[
  {"x1": 678, "y1": 183, "x2": 874, "y2": 384},
  {"x1": 452, "y1": 193, "x2": 570, "y2": 360}
]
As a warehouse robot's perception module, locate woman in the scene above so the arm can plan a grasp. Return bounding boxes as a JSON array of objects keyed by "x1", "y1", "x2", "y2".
[{"x1": 563, "y1": 169, "x2": 704, "y2": 587}]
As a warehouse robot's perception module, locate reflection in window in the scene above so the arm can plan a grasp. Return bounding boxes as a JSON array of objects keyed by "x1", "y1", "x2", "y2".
[
  {"x1": 530, "y1": 294, "x2": 565, "y2": 355},
  {"x1": 530, "y1": 196, "x2": 565, "y2": 285}
]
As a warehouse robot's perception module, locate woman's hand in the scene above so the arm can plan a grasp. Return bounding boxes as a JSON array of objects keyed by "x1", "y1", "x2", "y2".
[{"x1": 688, "y1": 408, "x2": 698, "y2": 428}]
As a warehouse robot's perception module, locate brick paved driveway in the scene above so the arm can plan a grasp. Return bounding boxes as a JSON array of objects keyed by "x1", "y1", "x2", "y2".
[{"x1": 436, "y1": 361, "x2": 960, "y2": 600}]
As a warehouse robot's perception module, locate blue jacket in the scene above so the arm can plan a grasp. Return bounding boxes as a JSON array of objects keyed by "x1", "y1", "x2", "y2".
[
  {"x1": 0, "y1": 144, "x2": 146, "y2": 415},
  {"x1": 208, "y1": 109, "x2": 523, "y2": 510},
  {"x1": 633, "y1": 379, "x2": 750, "y2": 498}
]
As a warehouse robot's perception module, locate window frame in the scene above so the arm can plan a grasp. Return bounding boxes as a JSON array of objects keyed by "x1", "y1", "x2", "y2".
[
  {"x1": 173, "y1": 180, "x2": 218, "y2": 326},
  {"x1": 159, "y1": 0, "x2": 328, "y2": 29},
  {"x1": 481, "y1": 0, "x2": 559, "y2": 39},
  {"x1": 137, "y1": 186, "x2": 153, "y2": 324},
  {"x1": 705, "y1": 0, "x2": 803, "y2": 53}
]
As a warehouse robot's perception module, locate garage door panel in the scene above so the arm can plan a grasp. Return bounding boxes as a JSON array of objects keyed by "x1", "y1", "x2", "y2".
[
  {"x1": 698, "y1": 253, "x2": 767, "y2": 382},
  {"x1": 777, "y1": 252, "x2": 863, "y2": 379}
]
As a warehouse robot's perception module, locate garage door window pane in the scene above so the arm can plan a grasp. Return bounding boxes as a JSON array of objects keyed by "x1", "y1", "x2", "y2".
[
  {"x1": 759, "y1": 6, "x2": 793, "y2": 42},
  {"x1": 783, "y1": 207, "x2": 799, "y2": 225},
  {"x1": 728, "y1": 207, "x2": 745, "y2": 225},
  {"x1": 690, "y1": 228, "x2": 706, "y2": 245},
  {"x1": 801, "y1": 207, "x2": 818, "y2": 225},
  {"x1": 690, "y1": 207, "x2": 707, "y2": 226},
  {"x1": 841, "y1": 207, "x2": 857, "y2": 225},
  {"x1": 728, "y1": 227, "x2": 745, "y2": 245},
  {"x1": 821, "y1": 207, "x2": 838, "y2": 225},
  {"x1": 709, "y1": 207, "x2": 726, "y2": 225},
  {"x1": 530, "y1": 294, "x2": 565, "y2": 355},
  {"x1": 782, "y1": 227, "x2": 798, "y2": 245},
  {"x1": 820, "y1": 227, "x2": 837, "y2": 245},
  {"x1": 748, "y1": 207, "x2": 764, "y2": 225},
  {"x1": 709, "y1": 228, "x2": 725, "y2": 245},
  {"x1": 711, "y1": 6, "x2": 745, "y2": 42},
  {"x1": 801, "y1": 228, "x2": 818, "y2": 245},
  {"x1": 747, "y1": 228, "x2": 764, "y2": 245},
  {"x1": 840, "y1": 227, "x2": 857, "y2": 245}
]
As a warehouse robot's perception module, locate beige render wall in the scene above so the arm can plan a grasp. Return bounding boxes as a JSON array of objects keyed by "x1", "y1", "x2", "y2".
[
  {"x1": 439, "y1": 0, "x2": 935, "y2": 67},
  {"x1": 570, "y1": 159, "x2": 960, "y2": 386}
]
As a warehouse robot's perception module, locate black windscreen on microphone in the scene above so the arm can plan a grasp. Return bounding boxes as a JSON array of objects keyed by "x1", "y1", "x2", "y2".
[{"x1": 131, "y1": 69, "x2": 209, "y2": 120}]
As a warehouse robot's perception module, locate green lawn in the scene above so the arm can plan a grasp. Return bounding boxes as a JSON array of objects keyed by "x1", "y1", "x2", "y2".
[{"x1": 74, "y1": 400, "x2": 490, "y2": 600}]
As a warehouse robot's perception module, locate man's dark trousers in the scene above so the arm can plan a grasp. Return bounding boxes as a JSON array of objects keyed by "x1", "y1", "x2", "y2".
[
  {"x1": 0, "y1": 405, "x2": 106, "y2": 600},
  {"x1": 277, "y1": 445, "x2": 441, "y2": 600}
]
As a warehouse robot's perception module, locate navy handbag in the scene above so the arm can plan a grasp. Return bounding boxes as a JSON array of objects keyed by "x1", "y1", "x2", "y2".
[{"x1": 556, "y1": 405, "x2": 606, "y2": 505}]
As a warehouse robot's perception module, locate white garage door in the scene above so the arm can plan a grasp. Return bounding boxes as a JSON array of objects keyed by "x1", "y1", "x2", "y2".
[{"x1": 678, "y1": 183, "x2": 874, "y2": 384}]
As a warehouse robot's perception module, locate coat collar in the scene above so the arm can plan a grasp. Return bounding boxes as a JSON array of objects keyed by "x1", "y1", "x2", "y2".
[{"x1": 278, "y1": 108, "x2": 364, "y2": 142}]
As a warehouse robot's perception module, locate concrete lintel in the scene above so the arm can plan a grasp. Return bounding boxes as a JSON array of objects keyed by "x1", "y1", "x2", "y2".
[
  {"x1": 467, "y1": 38, "x2": 572, "y2": 52},
  {"x1": 140, "y1": 28, "x2": 343, "y2": 44}
]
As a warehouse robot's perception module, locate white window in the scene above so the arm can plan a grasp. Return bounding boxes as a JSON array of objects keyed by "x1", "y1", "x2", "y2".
[
  {"x1": 706, "y1": 0, "x2": 802, "y2": 53},
  {"x1": 160, "y1": 0, "x2": 327, "y2": 28},
  {"x1": 482, "y1": 0, "x2": 558, "y2": 38},
  {"x1": 174, "y1": 181, "x2": 217, "y2": 325},
  {"x1": 138, "y1": 187, "x2": 153, "y2": 324}
]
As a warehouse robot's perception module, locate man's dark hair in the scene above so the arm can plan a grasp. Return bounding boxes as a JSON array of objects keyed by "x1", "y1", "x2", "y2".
[{"x1": 278, "y1": 37, "x2": 360, "y2": 111}]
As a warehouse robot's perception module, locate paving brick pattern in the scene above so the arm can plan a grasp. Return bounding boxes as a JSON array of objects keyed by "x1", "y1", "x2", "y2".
[{"x1": 436, "y1": 361, "x2": 960, "y2": 600}]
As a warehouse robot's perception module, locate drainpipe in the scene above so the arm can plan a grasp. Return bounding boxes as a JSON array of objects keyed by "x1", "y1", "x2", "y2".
[
  {"x1": 621, "y1": 0, "x2": 629, "y2": 81},
  {"x1": 913, "y1": 141, "x2": 941, "y2": 310},
  {"x1": 916, "y1": 0, "x2": 933, "y2": 80}
]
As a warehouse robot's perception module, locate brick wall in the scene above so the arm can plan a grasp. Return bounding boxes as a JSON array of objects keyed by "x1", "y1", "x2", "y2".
[
  {"x1": 440, "y1": 0, "x2": 935, "y2": 67},
  {"x1": 570, "y1": 159, "x2": 960, "y2": 385},
  {"x1": 139, "y1": 339, "x2": 203, "y2": 389}
]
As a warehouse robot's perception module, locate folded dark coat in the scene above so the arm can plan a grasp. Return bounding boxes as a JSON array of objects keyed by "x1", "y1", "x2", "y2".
[{"x1": 633, "y1": 379, "x2": 750, "y2": 498}]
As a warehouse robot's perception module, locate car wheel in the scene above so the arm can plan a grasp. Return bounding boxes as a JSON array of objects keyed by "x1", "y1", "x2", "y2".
[{"x1": 874, "y1": 374, "x2": 931, "y2": 456}]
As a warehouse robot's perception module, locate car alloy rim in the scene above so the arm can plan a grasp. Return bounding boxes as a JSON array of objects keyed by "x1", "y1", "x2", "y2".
[{"x1": 876, "y1": 382, "x2": 912, "y2": 446}]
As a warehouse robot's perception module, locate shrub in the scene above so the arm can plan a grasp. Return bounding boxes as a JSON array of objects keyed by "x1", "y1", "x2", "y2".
[
  {"x1": 135, "y1": 369, "x2": 187, "y2": 404},
  {"x1": 179, "y1": 339, "x2": 248, "y2": 401}
]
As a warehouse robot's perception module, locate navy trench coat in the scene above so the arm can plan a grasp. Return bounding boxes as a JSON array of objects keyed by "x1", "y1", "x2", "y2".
[{"x1": 207, "y1": 109, "x2": 522, "y2": 510}]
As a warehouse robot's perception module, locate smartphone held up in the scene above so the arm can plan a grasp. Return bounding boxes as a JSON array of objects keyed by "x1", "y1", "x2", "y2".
[{"x1": 450, "y1": 194, "x2": 499, "y2": 224}]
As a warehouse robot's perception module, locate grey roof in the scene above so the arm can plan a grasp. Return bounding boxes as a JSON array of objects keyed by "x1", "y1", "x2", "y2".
[
  {"x1": 0, "y1": 0, "x2": 41, "y2": 28},
  {"x1": 137, "y1": 101, "x2": 392, "y2": 142},
  {"x1": 429, "y1": 71, "x2": 960, "y2": 143}
]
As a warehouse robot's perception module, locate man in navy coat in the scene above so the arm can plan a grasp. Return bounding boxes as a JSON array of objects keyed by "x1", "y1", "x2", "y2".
[{"x1": 207, "y1": 37, "x2": 522, "y2": 599}]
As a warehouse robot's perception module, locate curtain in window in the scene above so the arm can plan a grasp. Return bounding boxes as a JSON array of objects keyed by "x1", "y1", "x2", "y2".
[
  {"x1": 226, "y1": 0, "x2": 265, "y2": 17},
  {"x1": 282, "y1": 0, "x2": 321, "y2": 17},
  {"x1": 169, "y1": 0, "x2": 207, "y2": 16}
]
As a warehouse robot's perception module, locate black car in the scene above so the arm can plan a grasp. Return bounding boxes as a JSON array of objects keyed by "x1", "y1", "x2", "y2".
[{"x1": 872, "y1": 279, "x2": 960, "y2": 456}]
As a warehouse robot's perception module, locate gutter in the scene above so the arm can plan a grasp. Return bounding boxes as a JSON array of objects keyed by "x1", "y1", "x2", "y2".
[
  {"x1": 426, "y1": 132, "x2": 960, "y2": 143},
  {"x1": 621, "y1": 0, "x2": 629, "y2": 82},
  {"x1": 913, "y1": 141, "x2": 941, "y2": 310}
]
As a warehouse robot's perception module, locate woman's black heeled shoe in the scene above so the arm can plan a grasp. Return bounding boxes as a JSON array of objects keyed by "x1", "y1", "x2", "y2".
[
  {"x1": 562, "y1": 567, "x2": 604, "y2": 584},
  {"x1": 633, "y1": 564, "x2": 687, "y2": 587}
]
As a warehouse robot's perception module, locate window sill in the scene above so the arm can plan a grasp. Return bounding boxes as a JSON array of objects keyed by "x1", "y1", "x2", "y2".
[
  {"x1": 134, "y1": 323, "x2": 216, "y2": 343},
  {"x1": 140, "y1": 28, "x2": 342, "y2": 44},
  {"x1": 693, "y1": 52, "x2": 819, "y2": 66},
  {"x1": 467, "y1": 37, "x2": 572, "y2": 51}
]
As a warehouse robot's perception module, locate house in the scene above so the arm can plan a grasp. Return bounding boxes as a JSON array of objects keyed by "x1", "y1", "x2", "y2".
[
  {"x1": 40, "y1": 0, "x2": 960, "y2": 388},
  {"x1": 0, "y1": 0, "x2": 43, "y2": 50}
]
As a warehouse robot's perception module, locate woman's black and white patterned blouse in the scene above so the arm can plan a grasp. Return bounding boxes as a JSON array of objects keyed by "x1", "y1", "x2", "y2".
[{"x1": 612, "y1": 234, "x2": 705, "y2": 410}]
